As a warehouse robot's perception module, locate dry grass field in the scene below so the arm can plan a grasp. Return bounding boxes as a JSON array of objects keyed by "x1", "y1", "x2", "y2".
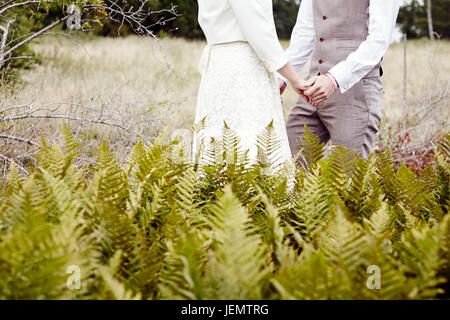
[{"x1": 0, "y1": 35, "x2": 448, "y2": 171}]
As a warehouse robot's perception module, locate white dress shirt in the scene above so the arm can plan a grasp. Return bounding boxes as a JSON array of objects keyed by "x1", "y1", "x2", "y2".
[
  {"x1": 197, "y1": 0, "x2": 287, "y2": 72},
  {"x1": 281, "y1": 0, "x2": 401, "y2": 93}
]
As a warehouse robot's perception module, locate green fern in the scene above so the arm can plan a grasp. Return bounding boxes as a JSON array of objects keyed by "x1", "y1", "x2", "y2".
[
  {"x1": 203, "y1": 185, "x2": 270, "y2": 299},
  {"x1": 345, "y1": 155, "x2": 383, "y2": 221},
  {"x1": 256, "y1": 120, "x2": 283, "y2": 170},
  {"x1": 94, "y1": 142, "x2": 128, "y2": 210},
  {"x1": 159, "y1": 229, "x2": 209, "y2": 300},
  {"x1": 0, "y1": 127, "x2": 449, "y2": 300},
  {"x1": 291, "y1": 166, "x2": 333, "y2": 241},
  {"x1": 295, "y1": 125, "x2": 326, "y2": 170},
  {"x1": 400, "y1": 225, "x2": 447, "y2": 299}
]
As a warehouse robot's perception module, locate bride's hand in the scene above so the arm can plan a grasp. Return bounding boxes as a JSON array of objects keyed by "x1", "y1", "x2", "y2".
[
  {"x1": 292, "y1": 77, "x2": 316, "y2": 104},
  {"x1": 278, "y1": 79, "x2": 287, "y2": 95},
  {"x1": 277, "y1": 63, "x2": 317, "y2": 104}
]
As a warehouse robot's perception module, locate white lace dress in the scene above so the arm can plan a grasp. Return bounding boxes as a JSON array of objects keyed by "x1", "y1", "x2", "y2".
[{"x1": 193, "y1": 42, "x2": 292, "y2": 168}]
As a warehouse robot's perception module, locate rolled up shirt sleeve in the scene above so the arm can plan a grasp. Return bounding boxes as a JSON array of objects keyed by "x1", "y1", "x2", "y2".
[
  {"x1": 328, "y1": 0, "x2": 401, "y2": 93},
  {"x1": 229, "y1": 0, "x2": 287, "y2": 72}
]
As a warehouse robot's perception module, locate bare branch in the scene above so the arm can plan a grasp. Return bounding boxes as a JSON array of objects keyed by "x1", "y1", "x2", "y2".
[
  {"x1": 0, "y1": 1, "x2": 41, "y2": 15},
  {"x1": 1, "y1": 14, "x2": 72, "y2": 68},
  {"x1": 0, "y1": 153, "x2": 29, "y2": 175},
  {"x1": 0, "y1": 134, "x2": 39, "y2": 146},
  {"x1": 0, "y1": 0, "x2": 15, "y2": 12},
  {"x1": 0, "y1": 18, "x2": 12, "y2": 67}
]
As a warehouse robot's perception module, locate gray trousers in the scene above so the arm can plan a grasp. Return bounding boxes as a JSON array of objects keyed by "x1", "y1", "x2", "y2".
[{"x1": 286, "y1": 76, "x2": 384, "y2": 160}]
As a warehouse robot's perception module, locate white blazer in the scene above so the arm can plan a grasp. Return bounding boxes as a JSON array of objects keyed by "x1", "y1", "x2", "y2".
[{"x1": 197, "y1": 0, "x2": 287, "y2": 72}]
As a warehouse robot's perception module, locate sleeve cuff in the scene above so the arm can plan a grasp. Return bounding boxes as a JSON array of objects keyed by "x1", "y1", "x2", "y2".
[
  {"x1": 267, "y1": 57, "x2": 288, "y2": 73},
  {"x1": 328, "y1": 64, "x2": 354, "y2": 94}
]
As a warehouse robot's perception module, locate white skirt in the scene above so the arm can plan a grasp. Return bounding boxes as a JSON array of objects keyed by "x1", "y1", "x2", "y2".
[{"x1": 193, "y1": 41, "x2": 292, "y2": 168}]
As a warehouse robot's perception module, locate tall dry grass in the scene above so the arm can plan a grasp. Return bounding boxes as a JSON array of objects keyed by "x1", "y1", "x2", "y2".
[{"x1": 0, "y1": 35, "x2": 448, "y2": 170}]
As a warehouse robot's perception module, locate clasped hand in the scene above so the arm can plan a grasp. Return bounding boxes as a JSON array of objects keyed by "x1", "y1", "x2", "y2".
[{"x1": 280, "y1": 75, "x2": 336, "y2": 106}]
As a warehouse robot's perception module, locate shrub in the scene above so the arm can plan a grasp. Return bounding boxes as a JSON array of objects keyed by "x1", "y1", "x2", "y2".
[{"x1": 0, "y1": 125, "x2": 448, "y2": 300}]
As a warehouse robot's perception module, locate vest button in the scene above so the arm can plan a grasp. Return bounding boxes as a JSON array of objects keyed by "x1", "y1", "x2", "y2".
[
  {"x1": 322, "y1": 16, "x2": 327, "y2": 20},
  {"x1": 319, "y1": 60, "x2": 324, "y2": 64},
  {"x1": 319, "y1": 38, "x2": 324, "y2": 42}
]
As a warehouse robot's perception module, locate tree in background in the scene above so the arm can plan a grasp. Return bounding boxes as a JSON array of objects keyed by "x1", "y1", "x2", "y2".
[
  {"x1": 273, "y1": 0, "x2": 300, "y2": 40},
  {"x1": 151, "y1": 0, "x2": 203, "y2": 38},
  {"x1": 426, "y1": 0, "x2": 434, "y2": 40},
  {"x1": 0, "y1": 0, "x2": 178, "y2": 82},
  {"x1": 97, "y1": 0, "x2": 450, "y2": 41},
  {"x1": 398, "y1": 0, "x2": 449, "y2": 40},
  {"x1": 151, "y1": 0, "x2": 300, "y2": 40}
]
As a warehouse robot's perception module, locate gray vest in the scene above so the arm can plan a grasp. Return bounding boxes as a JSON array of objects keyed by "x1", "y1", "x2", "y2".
[{"x1": 309, "y1": 0, "x2": 381, "y2": 79}]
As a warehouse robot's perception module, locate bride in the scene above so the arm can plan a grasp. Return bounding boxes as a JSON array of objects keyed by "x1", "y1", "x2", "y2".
[{"x1": 194, "y1": 0, "x2": 309, "y2": 167}]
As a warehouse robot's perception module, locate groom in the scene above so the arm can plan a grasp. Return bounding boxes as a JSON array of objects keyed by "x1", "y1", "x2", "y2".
[{"x1": 279, "y1": 0, "x2": 401, "y2": 160}]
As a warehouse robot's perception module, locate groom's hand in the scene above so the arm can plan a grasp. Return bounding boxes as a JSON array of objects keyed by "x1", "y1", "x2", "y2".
[
  {"x1": 304, "y1": 75, "x2": 336, "y2": 105},
  {"x1": 291, "y1": 77, "x2": 316, "y2": 103}
]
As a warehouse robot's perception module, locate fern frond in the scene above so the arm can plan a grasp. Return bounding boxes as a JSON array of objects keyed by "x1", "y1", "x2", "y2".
[
  {"x1": 3, "y1": 162, "x2": 24, "y2": 196},
  {"x1": 199, "y1": 136, "x2": 221, "y2": 167},
  {"x1": 37, "y1": 169, "x2": 80, "y2": 222},
  {"x1": 256, "y1": 120, "x2": 283, "y2": 170},
  {"x1": 435, "y1": 134, "x2": 450, "y2": 214},
  {"x1": 61, "y1": 122, "x2": 81, "y2": 157},
  {"x1": 99, "y1": 266, "x2": 142, "y2": 300},
  {"x1": 363, "y1": 204, "x2": 392, "y2": 240},
  {"x1": 93, "y1": 142, "x2": 128, "y2": 209},
  {"x1": 159, "y1": 230, "x2": 208, "y2": 300},
  {"x1": 291, "y1": 166, "x2": 333, "y2": 240},
  {"x1": 254, "y1": 190, "x2": 285, "y2": 267},
  {"x1": 318, "y1": 205, "x2": 368, "y2": 294},
  {"x1": 296, "y1": 125, "x2": 325, "y2": 170},
  {"x1": 393, "y1": 163, "x2": 442, "y2": 221},
  {"x1": 36, "y1": 124, "x2": 80, "y2": 179},
  {"x1": 373, "y1": 150, "x2": 398, "y2": 204},
  {"x1": 322, "y1": 146, "x2": 357, "y2": 197},
  {"x1": 204, "y1": 185, "x2": 270, "y2": 299},
  {"x1": 0, "y1": 180, "x2": 98, "y2": 299},
  {"x1": 361, "y1": 247, "x2": 408, "y2": 300},
  {"x1": 174, "y1": 168, "x2": 202, "y2": 219},
  {"x1": 345, "y1": 155, "x2": 383, "y2": 221},
  {"x1": 271, "y1": 245, "x2": 333, "y2": 300},
  {"x1": 97, "y1": 204, "x2": 161, "y2": 297},
  {"x1": 438, "y1": 132, "x2": 450, "y2": 159},
  {"x1": 401, "y1": 225, "x2": 447, "y2": 299},
  {"x1": 192, "y1": 116, "x2": 207, "y2": 134},
  {"x1": 1, "y1": 176, "x2": 44, "y2": 232}
]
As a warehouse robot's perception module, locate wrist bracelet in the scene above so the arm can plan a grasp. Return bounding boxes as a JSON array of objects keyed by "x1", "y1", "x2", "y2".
[{"x1": 326, "y1": 73, "x2": 338, "y2": 90}]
